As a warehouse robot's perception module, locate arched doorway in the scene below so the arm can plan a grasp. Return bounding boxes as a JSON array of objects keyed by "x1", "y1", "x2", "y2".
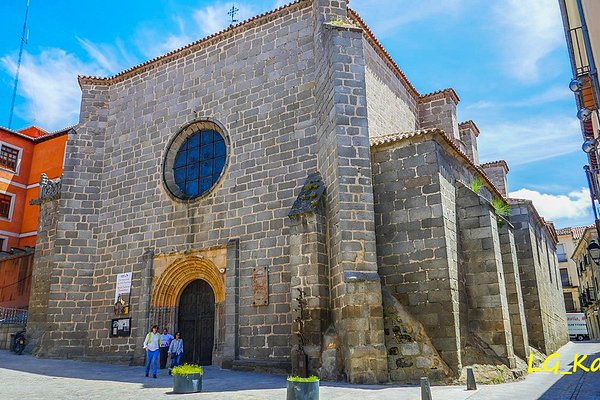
[{"x1": 178, "y1": 279, "x2": 215, "y2": 365}]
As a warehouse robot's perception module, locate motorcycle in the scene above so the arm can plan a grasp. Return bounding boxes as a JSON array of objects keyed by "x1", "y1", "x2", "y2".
[{"x1": 13, "y1": 330, "x2": 26, "y2": 355}]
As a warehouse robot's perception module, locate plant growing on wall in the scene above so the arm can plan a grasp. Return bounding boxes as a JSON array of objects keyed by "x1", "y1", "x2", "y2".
[
  {"x1": 469, "y1": 177, "x2": 485, "y2": 194},
  {"x1": 492, "y1": 198, "x2": 510, "y2": 227}
]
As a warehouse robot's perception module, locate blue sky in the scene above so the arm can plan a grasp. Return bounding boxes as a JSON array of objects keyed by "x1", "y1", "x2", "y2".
[{"x1": 0, "y1": 0, "x2": 592, "y2": 228}]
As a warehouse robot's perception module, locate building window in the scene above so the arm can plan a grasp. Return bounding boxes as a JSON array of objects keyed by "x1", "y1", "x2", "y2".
[
  {"x1": 164, "y1": 121, "x2": 228, "y2": 201},
  {"x1": 557, "y1": 244, "x2": 567, "y2": 262},
  {"x1": 0, "y1": 238, "x2": 6, "y2": 251},
  {"x1": 560, "y1": 268, "x2": 571, "y2": 287},
  {"x1": 0, "y1": 144, "x2": 19, "y2": 172},
  {"x1": 0, "y1": 193, "x2": 12, "y2": 219}
]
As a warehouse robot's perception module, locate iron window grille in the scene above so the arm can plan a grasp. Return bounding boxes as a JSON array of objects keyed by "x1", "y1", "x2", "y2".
[
  {"x1": 0, "y1": 194, "x2": 11, "y2": 219},
  {"x1": 0, "y1": 145, "x2": 19, "y2": 172}
]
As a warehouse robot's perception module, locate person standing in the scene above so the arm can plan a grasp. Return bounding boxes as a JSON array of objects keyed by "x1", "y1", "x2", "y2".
[
  {"x1": 168, "y1": 332, "x2": 184, "y2": 375},
  {"x1": 143, "y1": 325, "x2": 161, "y2": 378},
  {"x1": 159, "y1": 327, "x2": 174, "y2": 369}
]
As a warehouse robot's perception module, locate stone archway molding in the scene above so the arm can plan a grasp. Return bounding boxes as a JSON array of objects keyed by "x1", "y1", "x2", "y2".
[{"x1": 152, "y1": 255, "x2": 225, "y2": 307}]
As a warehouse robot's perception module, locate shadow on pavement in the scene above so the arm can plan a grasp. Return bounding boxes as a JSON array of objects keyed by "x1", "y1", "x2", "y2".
[{"x1": 538, "y1": 345, "x2": 599, "y2": 400}]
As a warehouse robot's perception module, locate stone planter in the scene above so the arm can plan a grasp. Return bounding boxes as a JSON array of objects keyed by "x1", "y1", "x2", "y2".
[
  {"x1": 173, "y1": 373, "x2": 203, "y2": 394},
  {"x1": 286, "y1": 380, "x2": 319, "y2": 400}
]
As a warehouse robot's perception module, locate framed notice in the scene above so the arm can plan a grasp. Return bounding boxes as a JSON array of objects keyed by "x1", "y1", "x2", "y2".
[
  {"x1": 110, "y1": 318, "x2": 131, "y2": 337},
  {"x1": 114, "y1": 272, "x2": 132, "y2": 315}
]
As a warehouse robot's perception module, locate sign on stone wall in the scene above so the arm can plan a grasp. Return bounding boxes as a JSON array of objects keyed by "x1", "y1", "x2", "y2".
[
  {"x1": 114, "y1": 272, "x2": 132, "y2": 315},
  {"x1": 110, "y1": 317, "x2": 131, "y2": 337},
  {"x1": 252, "y1": 267, "x2": 268, "y2": 306}
]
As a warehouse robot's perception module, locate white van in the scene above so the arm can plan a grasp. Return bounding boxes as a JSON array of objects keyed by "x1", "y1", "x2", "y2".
[{"x1": 567, "y1": 312, "x2": 590, "y2": 341}]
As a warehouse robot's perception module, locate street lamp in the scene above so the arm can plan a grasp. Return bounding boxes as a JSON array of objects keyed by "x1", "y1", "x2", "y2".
[{"x1": 587, "y1": 241, "x2": 600, "y2": 266}]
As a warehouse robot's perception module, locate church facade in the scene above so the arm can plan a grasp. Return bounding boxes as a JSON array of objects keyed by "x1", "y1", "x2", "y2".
[{"x1": 27, "y1": 0, "x2": 567, "y2": 384}]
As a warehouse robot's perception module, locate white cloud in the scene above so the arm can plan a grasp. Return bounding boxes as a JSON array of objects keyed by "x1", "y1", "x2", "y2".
[
  {"x1": 351, "y1": 0, "x2": 465, "y2": 36},
  {"x1": 478, "y1": 116, "x2": 581, "y2": 166},
  {"x1": 494, "y1": 0, "x2": 565, "y2": 82},
  {"x1": 77, "y1": 37, "x2": 131, "y2": 75},
  {"x1": 1, "y1": 49, "x2": 104, "y2": 131},
  {"x1": 509, "y1": 188, "x2": 591, "y2": 221},
  {"x1": 193, "y1": 3, "x2": 257, "y2": 37},
  {"x1": 464, "y1": 85, "x2": 574, "y2": 111}
]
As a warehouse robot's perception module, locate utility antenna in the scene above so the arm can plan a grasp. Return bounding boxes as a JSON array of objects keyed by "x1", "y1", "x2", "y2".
[
  {"x1": 8, "y1": 0, "x2": 30, "y2": 129},
  {"x1": 227, "y1": 4, "x2": 239, "y2": 26}
]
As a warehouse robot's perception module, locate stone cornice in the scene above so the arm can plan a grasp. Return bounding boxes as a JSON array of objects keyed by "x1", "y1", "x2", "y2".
[
  {"x1": 458, "y1": 120, "x2": 480, "y2": 137},
  {"x1": 480, "y1": 160, "x2": 509, "y2": 173},
  {"x1": 418, "y1": 88, "x2": 460, "y2": 105}
]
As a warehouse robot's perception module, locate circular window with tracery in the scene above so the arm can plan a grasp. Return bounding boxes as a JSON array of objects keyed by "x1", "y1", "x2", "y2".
[{"x1": 163, "y1": 121, "x2": 228, "y2": 200}]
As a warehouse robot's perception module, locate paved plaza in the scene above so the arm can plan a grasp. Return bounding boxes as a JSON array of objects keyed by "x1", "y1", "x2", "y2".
[{"x1": 1, "y1": 341, "x2": 600, "y2": 399}]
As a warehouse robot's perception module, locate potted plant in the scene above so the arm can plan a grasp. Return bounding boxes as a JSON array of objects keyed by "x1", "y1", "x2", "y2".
[
  {"x1": 172, "y1": 364, "x2": 203, "y2": 394},
  {"x1": 287, "y1": 375, "x2": 319, "y2": 400}
]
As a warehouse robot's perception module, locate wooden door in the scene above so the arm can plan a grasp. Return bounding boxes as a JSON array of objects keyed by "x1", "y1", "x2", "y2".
[{"x1": 178, "y1": 280, "x2": 215, "y2": 365}]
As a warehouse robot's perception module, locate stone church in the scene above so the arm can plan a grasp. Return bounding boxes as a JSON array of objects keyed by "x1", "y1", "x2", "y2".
[{"x1": 27, "y1": 0, "x2": 567, "y2": 384}]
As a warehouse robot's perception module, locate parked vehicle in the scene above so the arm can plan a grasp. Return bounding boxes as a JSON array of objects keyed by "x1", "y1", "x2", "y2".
[
  {"x1": 567, "y1": 312, "x2": 589, "y2": 341},
  {"x1": 13, "y1": 329, "x2": 26, "y2": 355}
]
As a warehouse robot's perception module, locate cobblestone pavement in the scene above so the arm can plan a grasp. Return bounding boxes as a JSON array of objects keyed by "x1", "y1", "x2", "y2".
[{"x1": 1, "y1": 342, "x2": 600, "y2": 399}]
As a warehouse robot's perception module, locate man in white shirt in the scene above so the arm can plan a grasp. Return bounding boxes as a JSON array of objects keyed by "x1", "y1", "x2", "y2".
[
  {"x1": 159, "y1": 327, "x2": 174, "y2": 369},
  {"x1": 143, "y1": 325, "x2": 161, "y2": 378}
]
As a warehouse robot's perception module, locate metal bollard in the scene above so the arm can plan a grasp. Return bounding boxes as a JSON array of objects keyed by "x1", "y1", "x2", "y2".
[
  {"x1": 466, "y1": 367, "x2": 477, "y2": 390},
  {"x1": 420, "y1": 377, "x2": 432, "y2": 400}
]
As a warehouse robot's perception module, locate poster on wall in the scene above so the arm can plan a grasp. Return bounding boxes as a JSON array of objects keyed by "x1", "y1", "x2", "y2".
[
  {"x1": 114, "y1": 272, "x2": 132, "y2": 315},
  {"x1": 110, "y1": 318, "x2": 131, "y2": 337}
]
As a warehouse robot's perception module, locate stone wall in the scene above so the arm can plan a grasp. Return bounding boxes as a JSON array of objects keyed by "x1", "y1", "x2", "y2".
[
  {"x1": 372, "y1": 134, "x2": 464, "y2": 374},
  {"x1": 27, "y1": 198, "x2": 59, "y2": 355},
  {"x1": 312, "y1": 4, "x2": 388, "y2": 382},
  {"x1": 509, "y1": 200, "x2": 568, "y2": 354},
  {"x1": 418, "y1": 91, "x2": 460, "y2": 140},
  {"x1": 363, "y1": 39, "x2": 418, "y2": 137},
  {"x1": 456, "y1": 183, "x2": 515, "y2": 368}
]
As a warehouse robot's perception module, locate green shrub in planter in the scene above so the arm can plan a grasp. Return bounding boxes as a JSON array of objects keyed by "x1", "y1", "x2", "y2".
[
  {"x1": 287, "y1": 376, "x2": 319, "y2": 400},
  {"x1": 172, "y1": 364, "x2": 203, "y2": 394}
]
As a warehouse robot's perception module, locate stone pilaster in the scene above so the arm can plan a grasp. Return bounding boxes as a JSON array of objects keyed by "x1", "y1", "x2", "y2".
[
  {"x1": 456, "y1": 184, "x2": 515, "y2": 368},
  {"x1": 481, "y1": 161, "x2": 509, "y2": 197},
  {"x1": 312, "y1": 2, "x2": 388, "y2": 383},
  {"x1": 27, "y1": 196, "x2": 60, "y2": 356},
  {"x1": 498, "y1": 224, "x2": 529, "y2": 359},
  {"x1": 418, "y1": 90, "x2": 460, "y2": 140},
  {"x1": 458, "y1": 121, "x2": 480, "y2": 165}
]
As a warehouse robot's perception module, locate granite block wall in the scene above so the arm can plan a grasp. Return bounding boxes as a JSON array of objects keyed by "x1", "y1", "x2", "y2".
[
  {"x1": 509, "y1": 201, "x2": 568, "y2": 354},
  {"x1": 372, "y1": 137, "x2": 463, "y2": 373},
  {"x1": 456, "y1": 184, "x2": 515, "y2": 368}
]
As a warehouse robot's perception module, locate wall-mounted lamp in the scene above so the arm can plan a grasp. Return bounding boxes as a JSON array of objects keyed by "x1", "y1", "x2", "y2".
[
  {"x1": 578, "y1": 108, "x2": 593, "y2": 121},
  {"x1": 587, "y1": 241, "x2": 600, "y2": 266},
  {"x1": 583, "y1": 138, "x2": 598, "y2": 154},
  {"x1": 570, "y1": 77, "x2": 586, "y2": 92}
]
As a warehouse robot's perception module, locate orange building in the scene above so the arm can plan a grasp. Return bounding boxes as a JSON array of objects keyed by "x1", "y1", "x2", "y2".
[
  {"x1": 0, "y1": 125, "x2": 69, "y2": 309},
  {"x1": 0, "y1": 125, "x2": 69, "y2": 249}
]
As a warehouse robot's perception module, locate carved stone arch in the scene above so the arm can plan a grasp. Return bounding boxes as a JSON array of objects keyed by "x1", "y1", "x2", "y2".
[{"x1": 152, "y1": 256, "x2": 225, "y2": 308}]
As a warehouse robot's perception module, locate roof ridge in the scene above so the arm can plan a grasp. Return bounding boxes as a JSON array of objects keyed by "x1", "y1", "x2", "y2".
[{"x1": 78, "y1": 0, "x2": 310, "y2": 87}]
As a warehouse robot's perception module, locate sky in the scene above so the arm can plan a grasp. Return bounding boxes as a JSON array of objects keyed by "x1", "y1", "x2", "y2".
[{"x1": 0, "y1": 0, "x2": 592, "y2": 228}]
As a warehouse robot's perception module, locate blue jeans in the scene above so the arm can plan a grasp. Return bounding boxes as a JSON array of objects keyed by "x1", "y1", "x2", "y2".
[
  {"x1": 145, "y1": 349, "x2": 159, "y2": 376},
  {"x1": 170, "y1": 353, "x2": 183, "y2": 369}
]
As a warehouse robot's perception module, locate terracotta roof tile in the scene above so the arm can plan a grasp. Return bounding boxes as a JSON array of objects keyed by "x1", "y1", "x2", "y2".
[{"x1": 419, "y1": 88, "x2": 460, "y2": 104}]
